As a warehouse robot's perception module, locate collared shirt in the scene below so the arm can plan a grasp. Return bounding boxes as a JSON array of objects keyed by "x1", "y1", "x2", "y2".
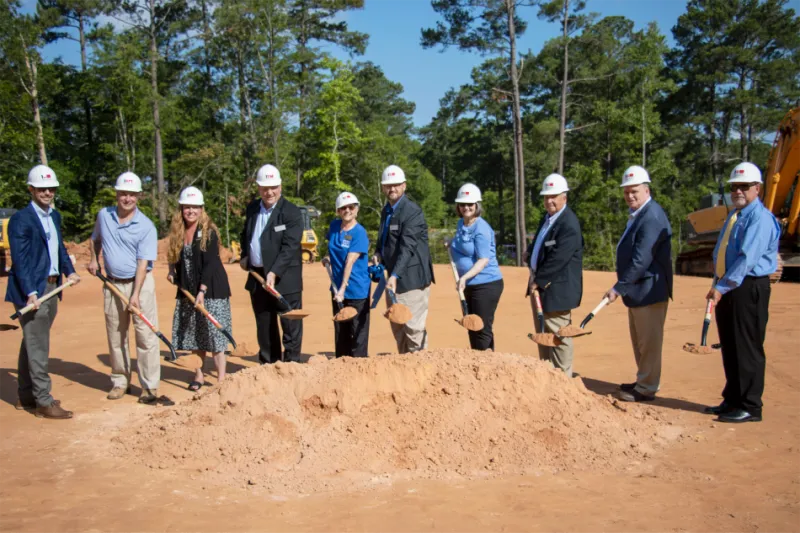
[
  {"x1": 31, "y1": 201, "x2": 59, "y2": 277},
  {"x1": 249, "y1": 200, "x2": 275, "y2": 267},
  {"x1": 530, "y1": 203, "x2": 567, "y2": 272},
  {"x1": 712, "y1": 198, "x2": 780, "y2": 296},
  {"x1": 327, "y1": 219, "x2": 370, "y2": 299},
  {"x1": 92, "y1": 207, "x2": 158, "y2": 279},
  {"x1": 380, "y1": 194, "x2": 405, "y2": 259},
  {"x1": 616, "y1": 196, "x2": 652, "y2": 251}
]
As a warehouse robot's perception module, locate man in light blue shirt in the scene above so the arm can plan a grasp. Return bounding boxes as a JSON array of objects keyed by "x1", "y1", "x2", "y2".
[
  {"x1": 31, "y1": 201, "x2": 60, "y2": 277},
  {"x1": 704, "y1": 162, "x2": 779, "y2": 424},
  {"x1": 88, "y1": 172, "x2": 161, "y2": 404},
  {"x1": 248, "y1": 201, "x2": 275, "y2": 268}
]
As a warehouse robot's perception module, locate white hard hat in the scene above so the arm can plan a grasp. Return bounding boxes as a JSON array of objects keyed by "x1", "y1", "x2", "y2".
[
  {"x1": 27, "y1": 165, "x2": 59, "y2": 188},
  {"x1": 539, "y1": 173, "x2": 569, "y2": 196},
  {"x1": 455, "y1": 183, "x2": 482, "y2": 203},
  {"x1": 115, "y1": 171, "x2": 142, "y2": 192},
  {"x1": 728, "y1": 162, "x2": 762, "y2": 184},
  {"x1": 335, "y1": 191, "x2": 359, "y2": 210},
  {"x1": 620, "y1": 165, "x2": 651, "y2": 187},
  {"x1": 381, "y1": 165, "x2": 406, "y2": 185},
  {"x1": 256, "y1": 164, "x2": 281, "y2": 186},
  {"x1": 178, "y1": 186, "x2": 204, "y2": 206}
]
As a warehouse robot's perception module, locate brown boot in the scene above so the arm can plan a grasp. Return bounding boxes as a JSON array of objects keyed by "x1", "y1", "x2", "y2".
[
  {"x1": 107, "y1": 386, "x2": 130, "y2": 400},
  {"x1": 138, "y1": 389, "x2": 158, "y2": 405},
  {"x1": 35, "y1": 401, "x2": 73, "y2": 419},
  {"x1": 17, "y1": 399, "x2": 59, "y2": 411}
]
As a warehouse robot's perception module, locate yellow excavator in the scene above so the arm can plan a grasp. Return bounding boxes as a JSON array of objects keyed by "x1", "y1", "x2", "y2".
[
  {"x1": 677, "y1": 108, "x2": 800, "y2": 281},
  {"x1": 0, "y1": 208, "x2": 18, "y2": 274}
]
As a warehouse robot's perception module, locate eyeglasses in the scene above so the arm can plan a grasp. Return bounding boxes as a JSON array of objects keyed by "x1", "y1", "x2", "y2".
[
  {"x1": 338, "y1": 204, "x2": 357, "y2": 211},
  {"x1": 458, "y1": 203, "x2": 476, "y2": 208},
  {"x1": 35, "y1": 187, "x2": 57, "y2": 193},
  {"x1": 730, "y1": 183, "x2": 758, "y2": 192}
]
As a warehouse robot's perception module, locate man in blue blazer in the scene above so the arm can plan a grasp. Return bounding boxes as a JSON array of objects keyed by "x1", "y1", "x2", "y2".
[
  {"x1": 603, "y1": 166, "x2": 673, "y2": 402},
  {"x1": 5, "y1": 165, "x2": 80, "y2": 419}
]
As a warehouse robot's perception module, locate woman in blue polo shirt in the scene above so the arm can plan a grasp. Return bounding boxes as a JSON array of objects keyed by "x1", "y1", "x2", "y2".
[
  {"x1": 449, "y1": 183, "x2": 504, "y2": 351},
  {"x1": 323, "y1": 192, "x2": 370, "y2": 357}
]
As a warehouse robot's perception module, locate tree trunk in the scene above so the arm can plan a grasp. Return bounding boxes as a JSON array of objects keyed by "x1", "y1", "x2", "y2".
[
  {"x1": 296, "y1": 1, "x2": 309, "y2": 197},
  {"x1": 641, "y1": 101, "x2": 646, "y2": 167},
  {"x1": 739, "y1": 71, "x2": 748, "y2": 161},
  {"x1": 20, "y1": 36, "x2": 47, "y2": 166},
  {"x1": 557, "y1": 0, "x2": 569, "y2": 175},
  {"x1": 78, "y1": 12, "x2": 96, "y2": 198},
  {"x1": 506, "y1": 0, "x2": 526, "y2": 266},
  {"x1": 149, "y1": 0, "x2": 166, "y2": 225}
]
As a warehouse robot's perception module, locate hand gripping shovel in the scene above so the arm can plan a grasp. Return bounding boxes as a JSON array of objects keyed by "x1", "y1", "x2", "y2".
[
  {"x1": 248, "y1": 270, "x2": 309, "y2": 320},
  {"x1": 323, "y1": 263, "x2": 358, "y2": 323},
  {"x1": 682, "y1": 299, "x2": 721, "y2": 354},
  {"x1": 94, "y1": 271, "x2": 178, "y2": 362},
  {"x1": 448, "y1": 256, "x2": 483, "y2": 332},
  {"x1": 9, "y1": 279, "x2": 76, "y2": 320},
  {"x1": 528, "y1": 289, "x2": 563, "y2": 347},
  {"x1": 175, "y1": 285, "x2": 237, "y2": 349}
]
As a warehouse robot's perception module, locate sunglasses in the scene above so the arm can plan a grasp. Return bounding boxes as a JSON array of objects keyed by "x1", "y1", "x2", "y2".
[
  {"x1": 458, "y1": 203, "x2": 476, "y2": 208},
  {"x1": 730, "y1": 183, "x2": 758, "y2": 192},
  {"x1": 338, "y1": 204, "x2": 357, "y2": 211},
  {"x1": 35, "y1": 187, "x2": 57, "y2": 193}
]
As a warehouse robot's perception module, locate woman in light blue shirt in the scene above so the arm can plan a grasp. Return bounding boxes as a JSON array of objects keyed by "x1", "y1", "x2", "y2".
[{"x1": 449, "y1": 183, "x2": 504, "y2": 350}]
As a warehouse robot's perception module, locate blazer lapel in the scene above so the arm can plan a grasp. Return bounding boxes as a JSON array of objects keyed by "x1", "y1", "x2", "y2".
[{"x1": 27, "y1": 203, "x2": 48, "y2": 243}]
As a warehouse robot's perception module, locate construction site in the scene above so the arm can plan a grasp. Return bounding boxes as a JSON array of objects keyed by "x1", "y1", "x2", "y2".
[{"x1": 0, "y1": 265, "x2": 798, "y2": 531}]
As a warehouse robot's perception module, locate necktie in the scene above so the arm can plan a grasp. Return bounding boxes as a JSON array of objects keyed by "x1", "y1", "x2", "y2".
[{"x1": 715, "y1": 211, "x2": 739, "y2": 279}]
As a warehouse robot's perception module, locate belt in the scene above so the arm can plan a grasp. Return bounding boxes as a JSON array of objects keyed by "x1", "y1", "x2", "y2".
[
  {"x1": 107, "y1": 275, "x2": 136, "y2": 283},
  {"x1": 47, "y1": 275, "x2": 58, "y2": 284}
]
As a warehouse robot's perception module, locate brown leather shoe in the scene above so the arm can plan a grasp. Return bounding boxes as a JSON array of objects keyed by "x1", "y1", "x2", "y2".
[
  {"x1": 107, "y1": 386, "x2": 130, "y2": 400},
  {"x1": 35, "y1": 402, "x2": 73, "y2": 419}
]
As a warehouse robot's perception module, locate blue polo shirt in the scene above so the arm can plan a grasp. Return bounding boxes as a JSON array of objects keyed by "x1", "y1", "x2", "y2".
[
  {"x1": 91, "y1": 207, "x2": 158, "y2": 278},
  {"x1": 327, "y1": 219, "x2": 370, "y2": 300},
  {"x1": 450, "y1": 217, "x2": 502, "y2": 286}
]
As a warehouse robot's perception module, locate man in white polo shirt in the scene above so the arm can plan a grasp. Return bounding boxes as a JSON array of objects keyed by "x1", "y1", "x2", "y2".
[{"x1": 88, "y1": 172, "x2": 160, "y2": 404}]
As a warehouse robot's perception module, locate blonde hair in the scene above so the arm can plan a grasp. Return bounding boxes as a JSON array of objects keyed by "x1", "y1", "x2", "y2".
[{"x1": 167, "y1": 207, "x2": 219, "y2": 263}]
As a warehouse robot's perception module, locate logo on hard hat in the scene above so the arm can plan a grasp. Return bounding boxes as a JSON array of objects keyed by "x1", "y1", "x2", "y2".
[
  {"x1": 124, "y1": 179, "x2": 133, "y2": 183},
  {"x1": 44, "y1": 174, "x2": 51, "y2": 179},
  {"x1": 464, "y1": 191, "x2": 469, "y2": 195},
  {"x1": 628, "y1": 173, "x2": 634, "y2": 177},
  {"x1": 388, "y1": 172, "x2": 395, "y2": 176},
  {"x1": 737, "y1": 169, "x2": 745, "y2": 174},
  {"x1": 547, "y1": 182, "x2": 553, "y2": 187}
]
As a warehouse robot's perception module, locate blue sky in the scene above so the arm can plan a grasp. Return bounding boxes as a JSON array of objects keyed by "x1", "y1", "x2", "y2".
[{"x1": 23, "y1": 0, "x2": 688, "y2": 128}]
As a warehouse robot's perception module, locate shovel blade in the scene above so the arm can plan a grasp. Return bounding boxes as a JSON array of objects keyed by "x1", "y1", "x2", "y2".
[
  {"x1": 528, "y1": 332, "x2": 563, "y2": 347},
  {"x1": 557, "y1": 324, "x2": 592, "y2": 338},
  {"x1": 280, "y1": 310, "x2": 310, "y2": 320}
]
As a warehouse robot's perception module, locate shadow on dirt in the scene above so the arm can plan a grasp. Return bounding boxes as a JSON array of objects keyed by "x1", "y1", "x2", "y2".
[{"x1": 581, "y1": 376, "x2": 709, "y2": 414}]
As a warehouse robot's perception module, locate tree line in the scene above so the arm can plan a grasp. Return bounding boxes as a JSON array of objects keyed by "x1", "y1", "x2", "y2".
[{"x1": 1, "y1": 0, "x2": 798, "y2": 269}]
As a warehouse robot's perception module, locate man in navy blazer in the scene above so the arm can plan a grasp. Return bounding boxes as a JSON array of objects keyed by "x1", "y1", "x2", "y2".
[
  {"x1": 5, "y1": 165, "x2": 80, "y2": 419},
  {"x1": 603, "y1": 165, "x2": 673, "y2": 402}
]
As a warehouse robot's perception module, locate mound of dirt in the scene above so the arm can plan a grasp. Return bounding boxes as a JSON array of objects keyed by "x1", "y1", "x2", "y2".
[{"x1": 114, "y1": 349, "x2": 675, "y2": 495}]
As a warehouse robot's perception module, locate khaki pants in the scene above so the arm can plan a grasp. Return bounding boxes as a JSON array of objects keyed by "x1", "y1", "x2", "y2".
[
  {"x1": 628, "y1": 301, "x2": 669, "y2": 395},
  {"x1": 530, "y1": 299, "x2": 574, "y2": 377},
  {"x1": 103, "y1": 272, "x2": 161, "y2": 391},
  {"x1": 388, "y1": 286, "x2": 430, "y2": 354}
]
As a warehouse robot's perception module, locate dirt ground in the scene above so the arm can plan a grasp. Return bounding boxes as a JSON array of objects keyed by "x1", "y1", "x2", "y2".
[{"x1": 0, "y1": 264, "x2": 798, "y2": 532}]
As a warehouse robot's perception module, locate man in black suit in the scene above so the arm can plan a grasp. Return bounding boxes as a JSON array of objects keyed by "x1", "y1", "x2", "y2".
[
  {"x1": 240, "y1": 164, "x2": 304, "y2": 363},
  {"x1": 525, "y1": 173, "x2": 583, "y2": 377},
  {"x1": 602, "y1": 165, "x2": 673, "y2": 402},
  {"x1": 374, "y1": 165, "x2": 435, "y2": 353}
]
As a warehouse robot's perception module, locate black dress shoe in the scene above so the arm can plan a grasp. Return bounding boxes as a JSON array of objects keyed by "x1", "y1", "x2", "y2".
[
  {"x1": 718, "y1": 409, "x2": 761, "y2": 423},
  {"x1": 619, "y1": 382, "x2": 637, "y2": 392},
  {"x1": 617, "y1": 390, "x2": 655, "y2": 402}
]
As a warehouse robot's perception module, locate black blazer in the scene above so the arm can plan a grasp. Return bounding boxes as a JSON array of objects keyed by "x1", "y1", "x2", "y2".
[
  {"x1": 378, "y1": 196, "x2": 435, "y2": 294},
  {"x1": 524, "y1": 205, "x2": 583, "y2": 313},
  {"x1": 240, "y1": 196, "x2": 303, "y2": 295},
  {"x1": 613, "y1": 199, "x2": 673, "y2": 308},
  {"x1": 173, "y1": 227, "x2": 231, "y2": 300}
]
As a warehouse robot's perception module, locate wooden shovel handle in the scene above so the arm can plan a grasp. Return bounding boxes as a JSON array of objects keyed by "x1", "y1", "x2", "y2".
[
  {"x1": 178, "y1": 287, "x2": 223, "y2": 329},
  {"x1": 98, "y1": 274, "x2": 157, "y2": 331},
  {"x1": 10, "y1": 279, "x2": 75, "y2": 319}
]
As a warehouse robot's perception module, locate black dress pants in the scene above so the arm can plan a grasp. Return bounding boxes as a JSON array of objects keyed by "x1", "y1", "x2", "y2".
[
  {"x1": 715, "y1": 275, "x2": 770, "y2": 416},
  {"x1": 331, "y1": 297, "x2": 370, "y2": 357},
  {"x1": 250, "y1": 285, "x2": 303, "y2": 364},
  {"x1": 463, "y1": 279, "x2": 504, "y2": 351}
]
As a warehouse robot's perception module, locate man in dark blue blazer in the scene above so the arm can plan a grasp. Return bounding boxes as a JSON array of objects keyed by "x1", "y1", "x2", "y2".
[
  {"x1": 603, "y1": 166, "x2": 673, "y2": 402},
  {"x1": 5, "y1": 165, "x2": 80, "y2": 419}
]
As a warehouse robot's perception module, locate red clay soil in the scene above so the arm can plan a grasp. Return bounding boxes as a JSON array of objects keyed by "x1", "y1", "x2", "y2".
[{"x1": 0, "y1": 265, "x2": 798, "y2": 532}]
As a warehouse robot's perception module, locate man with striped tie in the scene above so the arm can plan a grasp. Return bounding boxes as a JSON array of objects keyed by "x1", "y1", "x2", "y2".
[{"x1": 705, "y1": 162, "x2": 780, "y2": 423}]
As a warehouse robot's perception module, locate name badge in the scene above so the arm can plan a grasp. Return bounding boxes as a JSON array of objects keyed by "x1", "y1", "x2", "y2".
[
  {"x1": 342, "y1": 239, "x2": 351, "y2": 249},
  {"x1": 545, "y1": 240, "x2": 556, "y2": 247},
  {"x1": 274, "y1": 224, "x2": 286, "y2": 232},
  {"x1": 390, "y1": 224, "x2": 399, "y2": 231}
]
